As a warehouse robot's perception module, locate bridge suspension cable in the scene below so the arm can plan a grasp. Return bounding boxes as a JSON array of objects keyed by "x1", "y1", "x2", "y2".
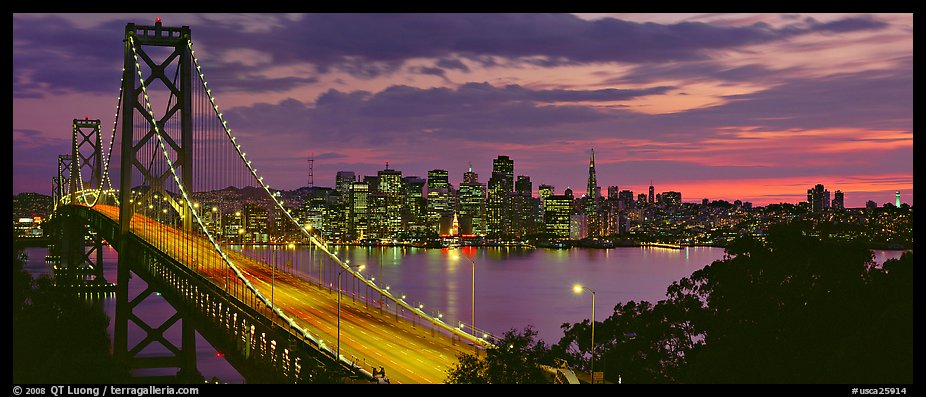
[
  {"x1": 69, "y1": 73, "x2": 122, "y2": 209},
  {"x1": 110, "y1": 29, "x2": 491, "y2": 382},
  {"x1": 127, "y1": 34, "x2": 337, "y2": 362}
]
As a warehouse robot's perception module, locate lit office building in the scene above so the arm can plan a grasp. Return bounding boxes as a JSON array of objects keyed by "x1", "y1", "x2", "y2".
[
  {"x1": 403, "y1": 176, "x2": 427, "y2": 232},
  {"x1": 486, "y1": 155, "x2": 514, "y2": 237},
  {"x1": 378, "y1": 167, "x2": 404, "y2": 237},
  {"x1": 335, "y1": 171, "x2": 355, "y2": 202},
  {"x1": 807, "y1": 184, "x2": 826, "y2": 213},
  {"x1": 243, "y1": 203, "x2": 269, "y2": 243},
  {"x1": 348, "y1": 181, "x2": 369, "y2": 240},
  {"x1": 544, "y1": 192, "x2": 573, "y2": 238},
  {"x1": 661, "y1": 191, "x2": 682, "y2": 207},
  {"x1": 459, "y1": 164, "x2": 486, "y2": 236},
  {"x1": 513, "y1": 175, "x2": 536, "y2": 237},
  {"x1": 832, "y1": 190, "x2": 845, "y2": 210}
]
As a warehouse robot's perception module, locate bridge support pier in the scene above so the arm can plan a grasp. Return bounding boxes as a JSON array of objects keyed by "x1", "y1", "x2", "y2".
[
  {"x1": 115, "y1": 246, "x2": 202, "y2": 383},
  {"x1": 177, "y1": 319, "x2": 200, "y2": 382},
  {"x1": 57, "y1": 209, "x2": 108, "y2": 289}
]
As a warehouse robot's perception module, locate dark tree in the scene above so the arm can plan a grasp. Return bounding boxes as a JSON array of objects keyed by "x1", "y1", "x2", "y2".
[
  {"x1": 446, "y1": 326, "x2": 551, "y2": 384},
  {"x1": 551, "y1": 224, "x2": 912, "y2": 384},
  {"x1": 13, "y1": 248, "x2": 128, "y2": 383},
  {"x1": 445, "y1": 351, "x2": 489, "y2": 384},
  {"x1": 676, "y1": 225, "x2": 912, "y2": 383},
  {"x1": 554, "y1": 299, "x2": 699, "y2": 383}
]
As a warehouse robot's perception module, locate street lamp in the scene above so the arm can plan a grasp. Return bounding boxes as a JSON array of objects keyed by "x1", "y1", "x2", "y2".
[
  {"x1": 573, "y1": 283, "x2": 597, "y2": 383},
  {"x1": 337, "y1": 262, "x2": 365, "y2": 363}
]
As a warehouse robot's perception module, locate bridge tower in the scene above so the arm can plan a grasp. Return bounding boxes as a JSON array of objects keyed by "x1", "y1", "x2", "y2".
[
  {"x1": 71, "y1": 117, "x2": 103, "y2": 204},
  {"x1": 46, "y1": 154, "x2": 73, "y2": 264},
  {"x1": 56, "y1": 118, "x2": 111, "y2": 289},
  {"x1": 56, "y1": 154, "x2": 72, "y2": 208},
  {"x1": 115, "y1": 20, "x2": 200, "y2": 382}
]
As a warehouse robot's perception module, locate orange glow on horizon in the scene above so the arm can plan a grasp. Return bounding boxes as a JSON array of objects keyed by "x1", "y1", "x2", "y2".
[{"x1": 645, "y1": 174, "x2": 913, "y2": 207}]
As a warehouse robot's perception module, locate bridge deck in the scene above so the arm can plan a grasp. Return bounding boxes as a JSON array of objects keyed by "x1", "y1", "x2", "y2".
[{"x1": 92, "y1": 204, "x2": 472, "y2": 384}]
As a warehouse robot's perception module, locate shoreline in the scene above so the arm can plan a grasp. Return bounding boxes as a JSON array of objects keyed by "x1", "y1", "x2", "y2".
[
  {"x1": 207, "y1": 240, "x2": 914, "y2": 251},
  {"x1": 16, "y1": 236, "x2": 910, "y2": 252}
]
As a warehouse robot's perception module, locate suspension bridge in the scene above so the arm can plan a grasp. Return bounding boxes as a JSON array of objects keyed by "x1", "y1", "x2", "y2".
[{"x1": 44, "y1": 20, "x2": 494, "y2": 384}]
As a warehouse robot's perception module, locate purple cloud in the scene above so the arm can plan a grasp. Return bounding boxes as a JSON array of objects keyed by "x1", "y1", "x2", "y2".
[
  {"x1": 435, "y1": 58, "x2": 470, "y2": 72},
  {"x1": 216, "y1": 13, "x2": 888, "y2": 71},
  {"x1": 608, "y1": 62, "x2": 798, "y2": 85},
  {"x1": 223, "y1": 82, "x2": 672, "y2": 146},
  {"x1": 14, "y1": 13, "x2": 891, "y2": 97}
]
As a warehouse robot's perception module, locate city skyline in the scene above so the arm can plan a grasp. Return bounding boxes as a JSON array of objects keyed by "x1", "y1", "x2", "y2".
[
  {"x1": 259, "y1": 152, "x2": 903, "y2": 208},
  {"x1": 13, "y1": 13, "x2": 913, "y2": 208}
]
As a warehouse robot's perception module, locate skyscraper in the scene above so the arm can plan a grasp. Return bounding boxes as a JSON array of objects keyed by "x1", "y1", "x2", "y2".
[
  {"x1": 648, "y1": 181, "x2": 655, "y2": 204},
  {"x1": 243, "y1": 203, "x2": 269, "y2": 243},
  {"x1": 378, "y1": 166, "x2": 404, "y2": 237},
  {"x1": 486, "y1": 174, "x2": 507, "y2": 237},
  {"x1": 348, "y1": 181, "x2": 369, "y2": 239},
  {"x1": 222, "y1": 210, "x2": 243, "y2": 242},
  {"x1": 832, "y1": 190, "x2": 844, "y2": 210},
  {"x1": 618, "y1": 190, "x2": 634, "y2": 209},
  {"x1": 325, "y1": 191, "x2": 348, "y2": 241},
  {"x1": 427, "y1": 169, "x2": 449, "y2": 192},
  {"x1": 492, "y1": 156, "x2": 514, "y2": 187},
  {"x1": 463, "y1": 162, "x2": 478, "y2": 184},
  {"x1": 459, "y1": 167, "x2": 486, "y2": 236},
  {"x1": 586, "y1": 149, "x2": 599, "y2": 201},
  {"x1": 516, "y1": 175, "x2": 532, "y2": 197},
  {"x1": 661, "y1": 191, "x2": 682, "y2": 207},
  {"x1": 363, "y1": 175, "x2": 380, "y2": 192},
  {"x1": 486, "y1": 156, "x2": 514, "y2": 237},
  {"x1": 513, "y1": 175, "x2": 537, "y2": 237},
  {"x1": 335, "y1": 171, "x2": 355, "y2": 199},
  {"x1": 584, "y1": 149, "x2": 601, "y2": 238},
  {"x1": 807, "y1": 184, "x2": 826, "y2": 213},
  {"x1": 426, "y1": 169, "x2": 450, "y2": 232},
  {"x1": 303, "y1": 187, "x2": 334, "y2": 237},
  {"x1": 544, "y1": 193, "x2": 572, "y2": 238},
  {"x1": 539, "y1": 184, "x2": 554, "y2": 209},
  {"x1": 403, "y1": 176, "x2": 427, "y2": 232},
  {"x1": 607, "y1": 186, "x2": 619, "y2": 200},
  {"x1": 367, "y1": 192, "x2": 387, "y2": 239}
]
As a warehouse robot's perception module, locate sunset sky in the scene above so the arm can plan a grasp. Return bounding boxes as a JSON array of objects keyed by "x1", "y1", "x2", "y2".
[{"x1": 12, "y1": 13, "x2": 913, "y2": 207}]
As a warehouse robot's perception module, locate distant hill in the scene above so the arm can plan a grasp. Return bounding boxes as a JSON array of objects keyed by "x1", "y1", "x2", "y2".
[{"x1": 187, "y1": 185, "x2": 314, "y2": 211}]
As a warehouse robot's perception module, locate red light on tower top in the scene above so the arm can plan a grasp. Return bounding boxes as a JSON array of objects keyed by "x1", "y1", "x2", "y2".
[{"x1": 155, "y1": 17, "x2": 161, "y2": 23}]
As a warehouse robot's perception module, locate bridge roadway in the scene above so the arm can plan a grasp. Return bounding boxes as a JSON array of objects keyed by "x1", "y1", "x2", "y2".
[{"x1": 92, "y1": 204, "x2": 474, "y2": 384}]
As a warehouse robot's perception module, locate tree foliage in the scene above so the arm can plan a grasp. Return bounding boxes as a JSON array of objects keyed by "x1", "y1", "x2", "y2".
[
  {"x1": 446, "y1": 327, "x2": 551, "y2": 384},
  {"x1": 552, "y1": 224, "x2": 912, "y2": 383},
  {"x1": 13, "y1": 248, "x2": 128, "y2": 383}
]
